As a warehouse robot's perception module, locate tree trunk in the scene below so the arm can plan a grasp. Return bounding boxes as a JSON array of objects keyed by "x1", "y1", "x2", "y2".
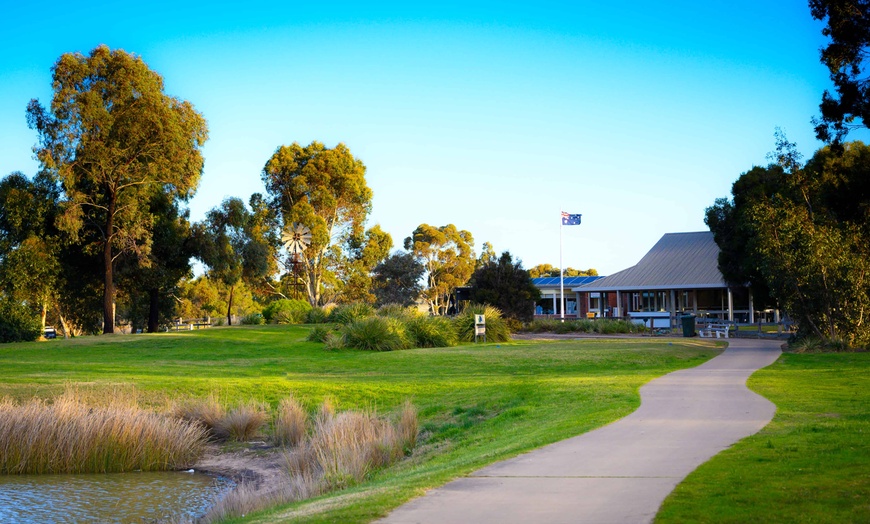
[
  {"x1": 148, "y1": 287, "x2": 160, "y2": 333},
  {"x1": 226, "y1": 284, "x2": 235, "y2": 326},
  {"x1": 103, "y1": 194, "x2": 116, "y2": 334}
]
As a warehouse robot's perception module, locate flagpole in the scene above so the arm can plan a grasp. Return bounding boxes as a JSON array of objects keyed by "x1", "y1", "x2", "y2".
[{"x1": 559, "y1": 210, "x2": 565, "y2": 322}]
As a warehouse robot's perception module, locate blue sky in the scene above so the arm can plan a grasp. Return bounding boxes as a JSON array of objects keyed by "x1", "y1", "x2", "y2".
[{"x1": 1, "y1": 1, "x2": 862, "y2": 274}]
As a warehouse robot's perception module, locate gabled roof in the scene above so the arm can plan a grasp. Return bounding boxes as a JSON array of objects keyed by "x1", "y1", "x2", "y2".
[
  {"x1": 532, "y1": 275, "x2": 603, "y2": 288},
  {"x1": 576, "y1": 232, "x2": 727, "y2": 292}
]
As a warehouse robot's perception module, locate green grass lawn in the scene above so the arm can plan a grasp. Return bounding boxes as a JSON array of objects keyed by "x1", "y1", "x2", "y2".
[
  {"x1": 0, "y1": 326, "x2": 720, "y2": 523},
  {"x1": 657, "y1": 351, "x2": 870, "y2": 524}
]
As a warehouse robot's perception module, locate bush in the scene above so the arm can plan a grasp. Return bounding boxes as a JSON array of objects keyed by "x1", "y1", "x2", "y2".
[
  {"x1": 306, "y1": 325, "x2": 332, "y2": 343},
  {"x1": 328, "y1": 303, "x2": 376, "y2": 325},
  {"x1": 0, "y1": 300, "x2": 42, "y2": 343},
  {"x1": 342, "y1": 316, "x2": 411, "y2": 351},
  {"x1": 323, "y1": 332, "x2": 346, "y2": 351},
  {"x1": 454, "y1": 303, "x2": 512, "y2": 343},
  {"x1": 306, "y1": 307, "x2": 330, "y2": 324},
  {"x1": 406, "y1": 315, "x2": 457, "y2": 348},
  {"x1": 263, "y1": 299, "x2": 312, "y2": 324},
  {"x1": 377, "y1": 303, "x2": 421, "y2": 321},
  {"x1": 240, "y1": 313, "x2": 265, "y2": 325}
]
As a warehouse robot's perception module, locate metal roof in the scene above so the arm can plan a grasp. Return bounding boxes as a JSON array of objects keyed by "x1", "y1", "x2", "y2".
[
  {"x1": 532, "y1": 275, "x2": 603, "y2": 288},
  {"x1": 576, "y1": 232, "x2": 727, "y2": 292}
]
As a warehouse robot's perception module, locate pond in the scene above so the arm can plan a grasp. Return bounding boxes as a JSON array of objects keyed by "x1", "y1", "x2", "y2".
[{"x1": 0, "y1": 470, "x2": 233, "y2": 523}]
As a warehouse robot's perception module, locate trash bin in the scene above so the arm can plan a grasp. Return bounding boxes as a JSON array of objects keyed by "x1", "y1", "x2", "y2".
[{"x1": 681, "y1": 315, "x2": 696, "y2": 337}]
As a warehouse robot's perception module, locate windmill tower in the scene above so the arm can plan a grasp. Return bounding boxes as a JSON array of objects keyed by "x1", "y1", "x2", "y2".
[{"x1": 281, "y1": 223, "x2": 311, "y2": 300}]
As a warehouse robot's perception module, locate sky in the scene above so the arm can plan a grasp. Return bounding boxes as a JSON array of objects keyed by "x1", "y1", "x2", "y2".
[{"x1": 1, "y1": 1, "x2": 865, "y2": 275}]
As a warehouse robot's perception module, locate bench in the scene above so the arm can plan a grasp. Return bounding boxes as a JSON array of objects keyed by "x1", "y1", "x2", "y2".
[{"x1": 698, "y1": 323, "x2": 731, "y2": 338}]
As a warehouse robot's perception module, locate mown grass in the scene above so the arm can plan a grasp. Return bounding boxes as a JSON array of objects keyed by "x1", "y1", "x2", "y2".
[
  {"x1": 656, "y1": 351, "x2": 870, "y2": 523},
  {"x1": 0, "y1": 326, "x2": 720, "y2": 522}
]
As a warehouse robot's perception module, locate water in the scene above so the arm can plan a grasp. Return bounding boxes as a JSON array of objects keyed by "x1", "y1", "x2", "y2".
[{"x1": 0, "y1": 471, "x2": 233, "y2": 523}]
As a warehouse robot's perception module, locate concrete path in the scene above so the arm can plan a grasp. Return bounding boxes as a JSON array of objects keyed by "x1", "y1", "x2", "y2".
[{"x1": 379, "y1": 339, "x2": 782, "y2": 524}]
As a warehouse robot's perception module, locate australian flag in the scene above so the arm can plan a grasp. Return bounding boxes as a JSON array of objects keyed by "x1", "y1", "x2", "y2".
[{"x1": 561, "y1": 211, "x2": 582, "y2": 226}]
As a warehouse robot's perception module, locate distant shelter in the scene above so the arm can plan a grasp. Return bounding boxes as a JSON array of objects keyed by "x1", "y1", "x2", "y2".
[{"x1": 575, "y1": 231, "x2": 756, "y2": 328}]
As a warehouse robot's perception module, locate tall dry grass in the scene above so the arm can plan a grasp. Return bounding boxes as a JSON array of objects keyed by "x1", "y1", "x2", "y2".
[
  {"x1": 0, "y1": 392, "x2": 207, "y2": 475},
  {"x1": 273, "y1": 396, "x2": 307, "y2": 447},
  {"x1": 217, "y1": 401, "x2": 268, "y2": 442},
  {"x1": 204, "y1": 399, "x2": 419, "y2": 522},
  {"x1": 172, "y1": 393, "x2": 227, "y2": 439}
]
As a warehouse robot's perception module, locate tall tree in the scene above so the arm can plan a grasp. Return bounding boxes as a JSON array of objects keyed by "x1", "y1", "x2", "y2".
[
  {"x1": 27, "y1": 45, "x2": 208, "y2": 333},
  {"x1": 262, "y1": 141, "x2": 377, "y2": 306},
  {"x1": 404, "y1": 224, "x2": 475, "y2": 315},
  {"x1": 338, "y1": 224, "x2": 393, "y2": 304},
  {"x1": 116, "y1": 193, "x2": 196, "y2": 332},
  {"x1": 709, "y1": 134, "x2": 870, "y2": 347},
  {"x1": 469, "y1": 251, "x2": 541, "y2": 322},
  {"x1": 0, "y1": 171, "x2": 62, "y2": 333},
  {"x1": 371, "y1": 251, "x2": 425, "y2": 307},
  {"x1": 194, "y1": 196, "x2": 273, "y2": 325},
  {"x1": 810, "y1": 0, "x2": 870, "y2": 142}
]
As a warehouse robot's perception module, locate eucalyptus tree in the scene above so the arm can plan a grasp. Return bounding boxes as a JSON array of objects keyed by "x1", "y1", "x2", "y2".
[
  {"x1": 262, "y1": 141, "x2": 387, "y2": 305},
  {"x1": 404, "y1": 224, "x2": 475, "y2": 315},
  {"x1": 26, "y1": 45, "x2": 208, "y2": 333},
  {"x1": 194, "y1": 196, "x2": 275, "y2": 326}
]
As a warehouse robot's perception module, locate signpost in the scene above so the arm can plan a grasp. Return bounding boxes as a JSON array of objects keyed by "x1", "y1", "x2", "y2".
[{"x1": 474, "y1": 314, "x2": 486, "y2": 343}]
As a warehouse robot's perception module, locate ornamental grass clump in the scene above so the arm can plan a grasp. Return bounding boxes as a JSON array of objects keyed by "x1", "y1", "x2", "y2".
[
  {"x1": 305, "y1": 306, "x2": 331, "y2": 324},
  {"x1": 0, "y1": 393, "x2": 207, "y2": 474},
  {"x1": 406, "y1": 315, "x2": 458, "y2": 348},
  {"x1": 377, "y1": 303, "x2": 421, "y2": 321},
  {"x1": 454, "y1": 303, "x2": 512, "y2": 342},
  {"x1": 262, "y1": 299, "x2": 312, "y2": 324},
  {"x1": 273, "y1": 396, "x2": 307, "y2": 447},
  {"x1": 342, "y1": 316, "x2": 412, "y2": 351},
  {"x1": 306, "y1": 324, "x2": 332, "y2": 342},
  {"x1": 172, "y1": 394, "x2": 226, "y2": 440},
  {"x1": 328, "y1": 303, "x2": 376, "y2": 325},
  {"x1": 217, "y1": 401, "x2": 268, "y2": 442}
]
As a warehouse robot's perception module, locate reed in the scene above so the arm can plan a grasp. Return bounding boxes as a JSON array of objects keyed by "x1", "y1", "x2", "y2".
[
  {"x1": 0, "y1": 392, "x2": 207, "y2": 474},
  {"x1": 172, "y1": 394, "x2": 226, "y2": 440}
]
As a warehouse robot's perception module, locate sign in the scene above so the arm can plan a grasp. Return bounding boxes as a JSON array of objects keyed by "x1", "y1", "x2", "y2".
[{"x1": 474, "y1": 314, "x2": 486, "y2": 342}]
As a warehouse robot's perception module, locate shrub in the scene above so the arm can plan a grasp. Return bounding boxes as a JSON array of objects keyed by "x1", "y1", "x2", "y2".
[
  {"x1": 240, "y1": 313, "x2": 265, "y2": 325},
  {"x1": 322, "y1": 331, "x2": 346, "y2": 351},
  {"x1": 328, "y1": 303, "x2": 376, "y2": 325},
  {"x1": 406, "y1": 315, "x2": 457, "y2": 348},
  {"x1": 342, "y1": 316, "x2": 412, "y2": 351},
  {"x1": 306, "y1": 325, "x2": 332, "y2": 343},
  {"x1": 305, "y1": 307, "x2": 330, "y2": 324},
  {"x1": 263, "y1": 299, "x2": 312, "y2": 324},
  {"x1": 377, "y1": 303, "x2": 420, "y2": 321},
  {"x1": 0, "y1": 300, "x2": 42, "y2": 343},
  {"x1": 454, "y1": 303, "x2": 512, "y2": 343},
  {"x1": 274, "y1": 397, "x2": 308, "y2": 447}
]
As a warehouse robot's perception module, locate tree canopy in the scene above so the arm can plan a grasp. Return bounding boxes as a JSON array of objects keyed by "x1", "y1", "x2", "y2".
[
  {"x1": 811, "y1": 0, "x2": 870, "y2": 142},
  {"x1": 26, "y1": 45, "x2": 208, "y2": 333},
  {"x1": 708, "y1": 135, "x2": 870, "y2": 347},
  {"x1": 262, "y1": 141, "x2": 386, "y2": 306},
  {"x1": 404, "y1": 224, "x2": 475, "y2": 315},
  {"x1": 194, "y1": 196, "x2": 274, "y2": 325},
  {"x1": 527, "y1": 264, "x2": 598, "y2": 278},
  {"x1": 371, "y1": 251, "x2": 425, "y2": 307},
  {"x1": 468, "y1": 251, "x2": 541, "y2": 322}
]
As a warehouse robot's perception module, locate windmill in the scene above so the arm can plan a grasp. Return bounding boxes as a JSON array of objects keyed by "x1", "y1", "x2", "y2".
[{"x1": 282, "y1": 223, "x2": 311, "y2": 300}]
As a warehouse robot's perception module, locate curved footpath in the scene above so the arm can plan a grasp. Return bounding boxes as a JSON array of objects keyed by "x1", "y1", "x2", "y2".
[{"x1": 379, "y1": 338, "x2": 782, "y2": 524}]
